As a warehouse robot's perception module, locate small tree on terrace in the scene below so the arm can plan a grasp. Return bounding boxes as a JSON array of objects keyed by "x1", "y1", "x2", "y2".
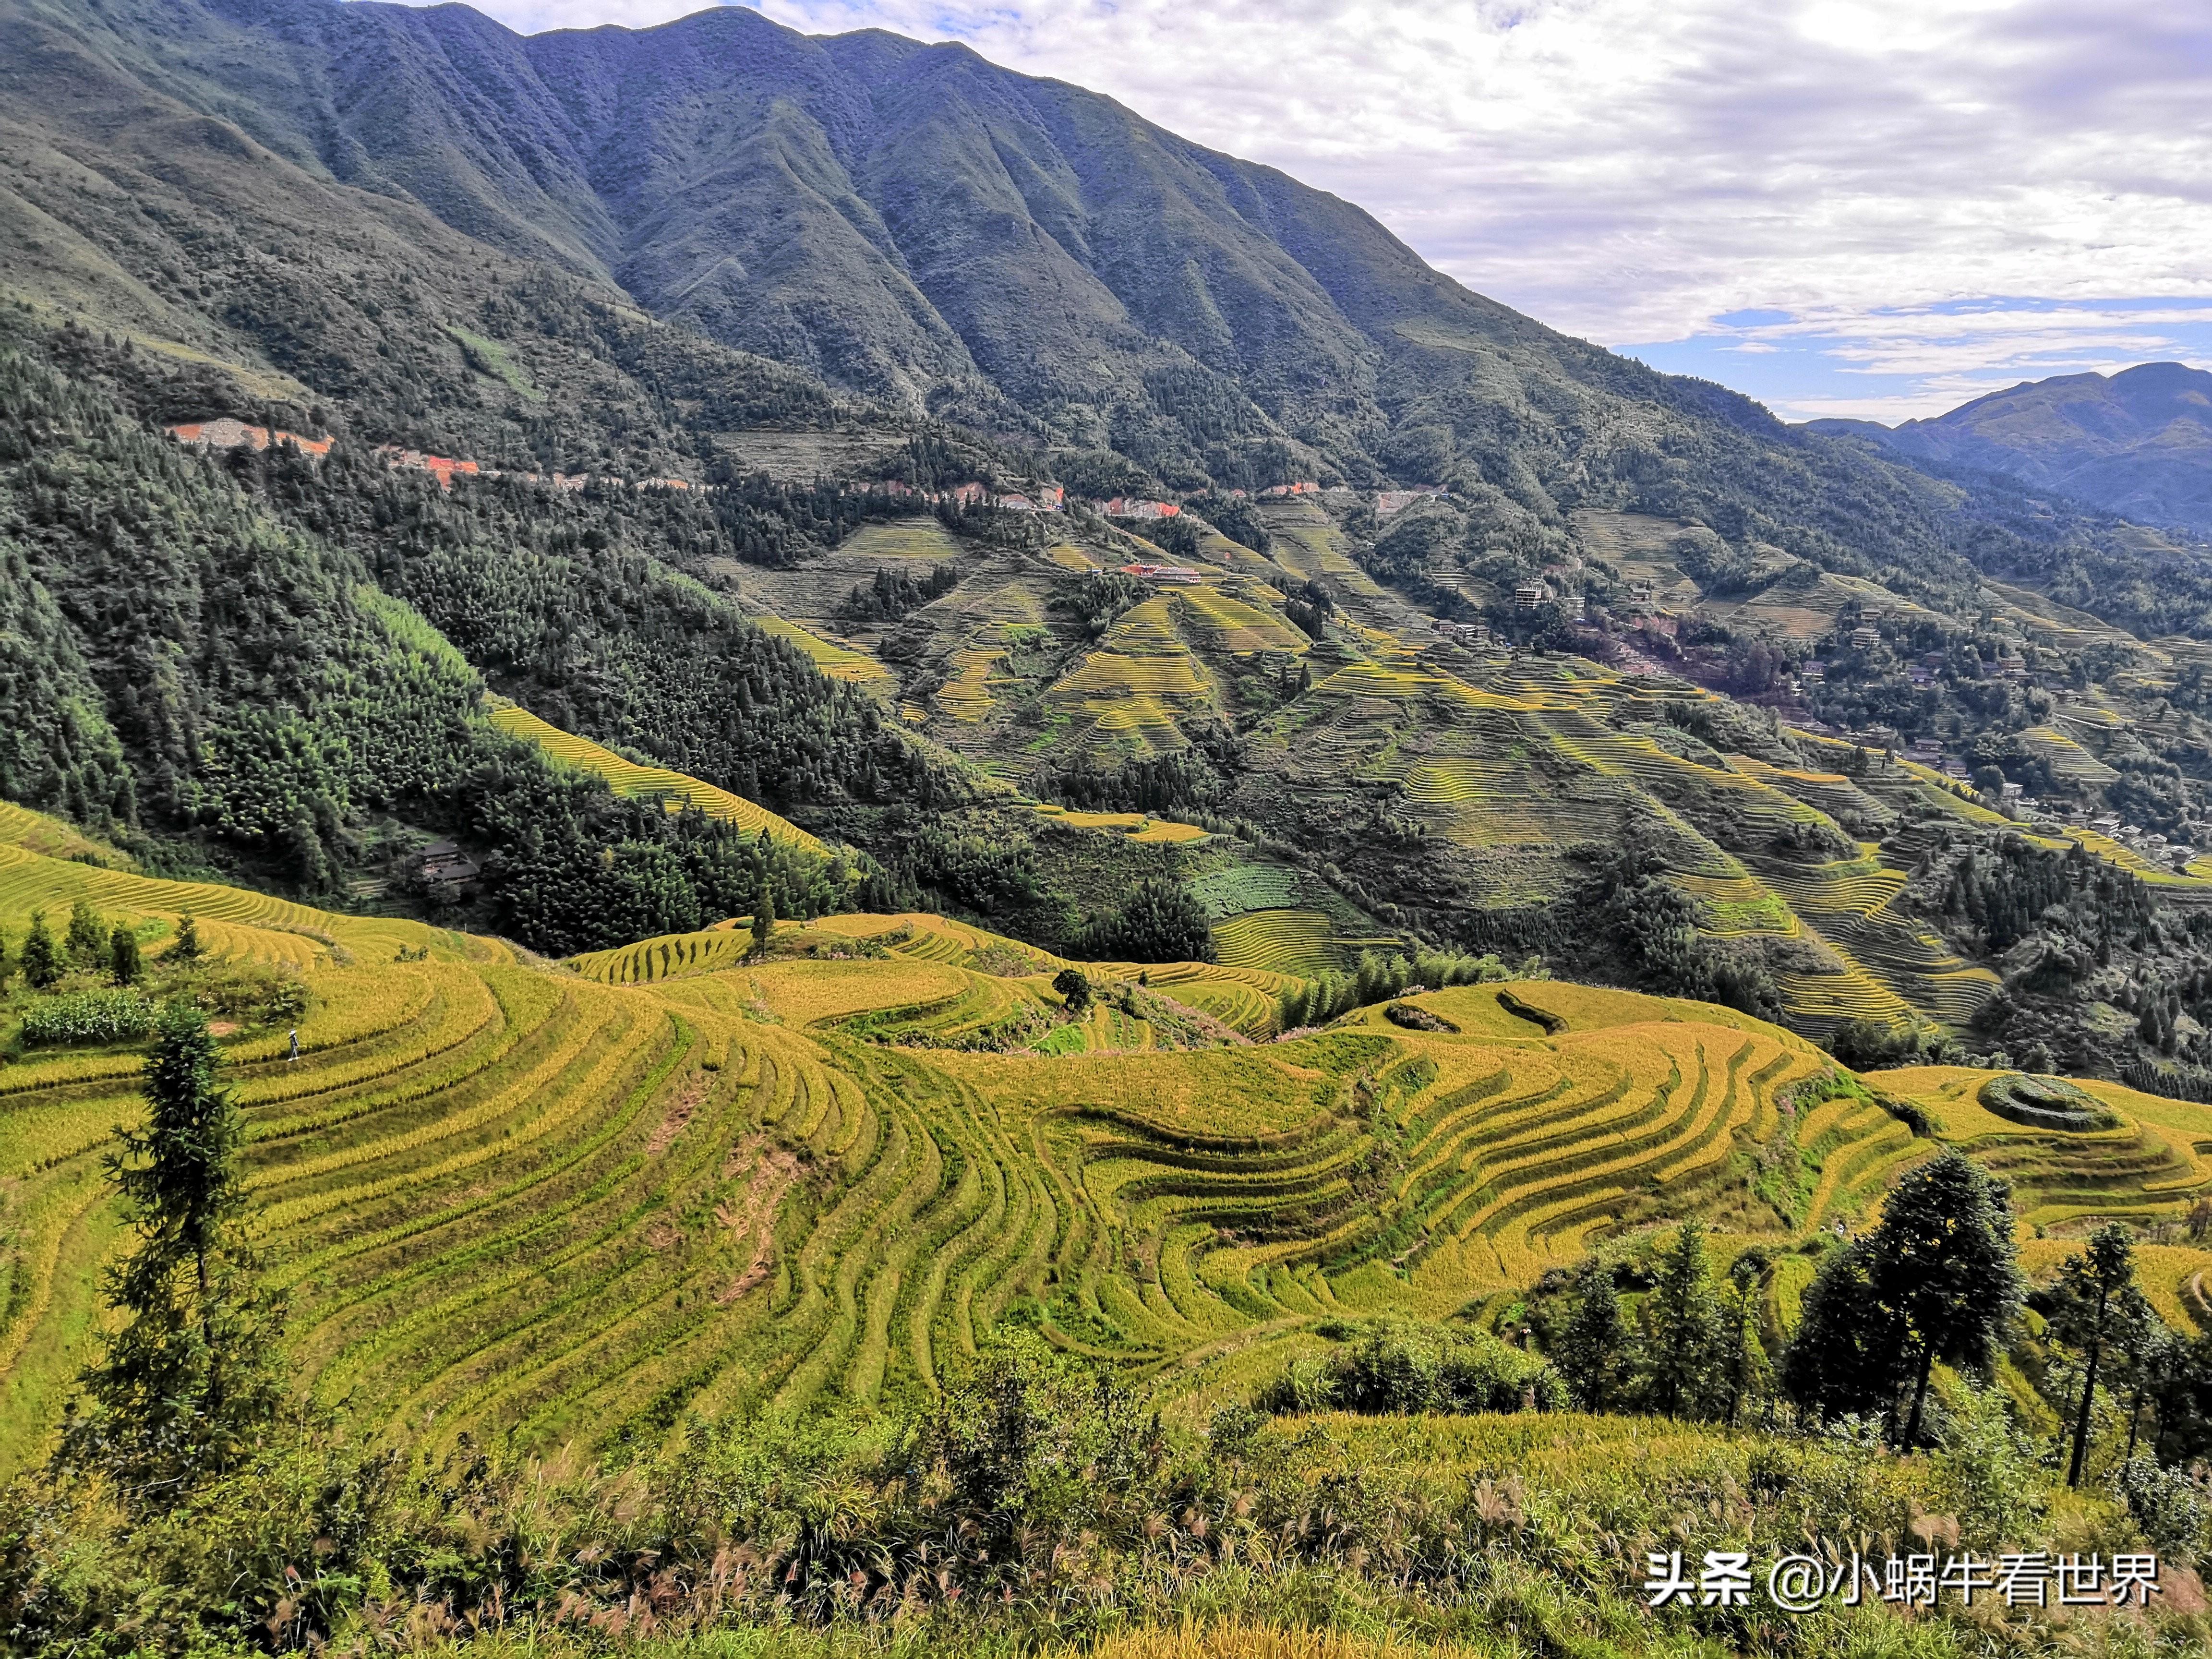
[
  {"x1": 2049, "y1": 1224, "x2": 2141, "y2": 1487},
  {"x1": 168, "y1": 913, "x2": 202, "y2": 964},
  {"x1": 21, "y1": 910, "x2": 61, "y2": 989},
  {"x1": 109, "y1": 923, "x2": 141, "y2": 987},
  {"x1": 1554, "y1": 1258, "x2": 1626, "y2": 1411},
  {"x1": 1053, "y1": 967, "x2": 1092, "y2": 1014},
  {"x1": 1645, "y1": 1220, "x2": 1722, "y2": 1419},
  {"x1": 65, "y1": 898, "x2": 107, "y2": 968},
  {"x1": 61, "y1": 1000, "x2": 282, "y2": 1503}
]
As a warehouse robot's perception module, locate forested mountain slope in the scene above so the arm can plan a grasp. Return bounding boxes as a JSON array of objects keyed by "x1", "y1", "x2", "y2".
[
  {"x1": 16, "y1": 0, "x2": 2212, "y2": 1089},
  {"x1": 0, "y1": 0, "x2": 2133, "y2": 590},
  {"x1": 1811, "y1": 362, "x2": 2212, "y2": 539}
]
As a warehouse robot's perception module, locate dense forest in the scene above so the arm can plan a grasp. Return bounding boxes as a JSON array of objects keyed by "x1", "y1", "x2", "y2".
[{"x1": 0, "y1": 332, "x2": 866, "y2": 954}]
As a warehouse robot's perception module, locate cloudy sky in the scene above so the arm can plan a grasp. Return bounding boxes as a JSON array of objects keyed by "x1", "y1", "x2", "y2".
[{"x1": 443, "y1": 0, "x2": 2212, "y2": 423}]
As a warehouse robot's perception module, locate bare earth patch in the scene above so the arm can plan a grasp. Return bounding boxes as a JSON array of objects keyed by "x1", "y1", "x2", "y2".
[
  {"x1": 645, "y1": 1068, "x2": 714, "y2": 1154},
  {"x1": 715, "y1": 1136, "x2": 802, "y2": 1302}
]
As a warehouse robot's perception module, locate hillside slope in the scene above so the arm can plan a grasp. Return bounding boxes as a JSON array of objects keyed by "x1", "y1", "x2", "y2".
[
  {"x1": 0, "y1": 0, "x2": 2100, "y2": 593},
  {"x1": 9, "y1": 811, "x2": 2209, "y2": 1474},
  {"x1": 1811, "y1": 362, "x2": 2212, "y2": 537}
]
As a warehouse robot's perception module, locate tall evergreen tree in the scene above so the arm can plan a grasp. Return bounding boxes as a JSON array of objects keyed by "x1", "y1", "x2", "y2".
[
  {"x1": 2051, "y1": 1224, "x2": 2140, "y2": 1487},
  {"x1": 109, "y1": 923, "x2": 141, "y2": 987},
  {"x1": 1781, "y1": 1148, "x2": 2023, "y2": 1448},
  {"x1": 1878, "y1": 1148, "x2": 2025, "y2": 1450},
  {"x1": 1646, "y1": 1221, "x2": 1720, "y2": 1419},
  {"x1": 1720, "y1": 1251, "x2": 1769, "y2": 1428},
  {"x1": 1779, "y1": 1236, "x2": 1899, "y2": 1422},
  {"x1": 21, "y1": 910, "x2": 61, "y2": 989},
  {"x1": 746, "y1": 845, "x2": 778, "y2": 963},
  {"x1": 62, "y1": 1000, "x2": 281, "y2": 1501},
  {"x1": 1554, "y1": 1258, "x2": 1626, "y2": 1411}
]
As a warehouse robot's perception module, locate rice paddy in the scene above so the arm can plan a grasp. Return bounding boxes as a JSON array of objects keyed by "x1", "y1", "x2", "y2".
[
  {"x1": 489, "y1": 701, "x2": 827, "y2": 853},
  {"x1": 6, "y1": 827, "x2": 2212, "y2": 1477}
]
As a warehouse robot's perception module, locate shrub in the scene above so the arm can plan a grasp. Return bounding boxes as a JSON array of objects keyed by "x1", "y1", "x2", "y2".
[
  {"x1": 2117, "y1": 1453, "x2": 2211, "y2": 1564},
  {"x1": 1258, "y1": 1320, "x2": 1563, "y2": 1416}
]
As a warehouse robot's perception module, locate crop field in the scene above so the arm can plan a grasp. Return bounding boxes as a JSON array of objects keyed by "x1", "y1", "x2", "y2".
[
  {"x1": 749, "y1": 613, "x2": 894, "y2": 685},
  {"x1": 2019, "y1": 723, "x2": 2121, "y2": 786},
  {"x1": 7, "y1": 821, "x2": 2212, "y2": 1476},
  {"x1": 0, "y1": 820, "x2": 498, "y2": 970},
  {"x1": 1187, "y1": 863, "x2": 1303, "y2": 919},
  {"x1": 1170, "y1": 584, "x2": 1310, "y2": 655},
  {"x1": 935, "y1": 644, "x2": 1010, "y2": 721},
  {"x1": 1212, "y1": 908, "x2": 1342, "y2": 975},
  {"x1": 1031, "y1": 805, "x2": 1214, "y2": 843},
  {"x1": 489, "y1": 702, "x2": 826, "y2": 853}
]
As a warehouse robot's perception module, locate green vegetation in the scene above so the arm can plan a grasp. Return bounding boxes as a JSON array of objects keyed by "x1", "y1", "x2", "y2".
[
  {"x1": 0, "y1": 840, "x2": 2209, "y2": 1653},
  {"x1": 17, "y1": 8, "x2": 2212, "y2": 1651}
]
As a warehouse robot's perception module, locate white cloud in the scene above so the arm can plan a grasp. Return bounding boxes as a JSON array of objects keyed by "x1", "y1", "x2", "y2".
[{"x1": 417, "y1": 0, "x2": 2212, "y2": 419}]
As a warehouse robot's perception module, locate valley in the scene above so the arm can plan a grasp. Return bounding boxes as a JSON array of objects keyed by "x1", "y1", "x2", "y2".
[{"x1": 7, "y1": 1, "x2": 2212, "y2": 1652}]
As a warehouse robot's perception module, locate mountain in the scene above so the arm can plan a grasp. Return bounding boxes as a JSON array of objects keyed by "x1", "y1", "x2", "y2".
[
  {"x1": 0, "y1": 0, "x2": 2025, "y2": 574},
  {"x1": 19, "y1": 0, "x2": 2212, "y2": 1086},
  {"x1": 1809, "y1": 362, "x2": 2212, "y2": 537}
]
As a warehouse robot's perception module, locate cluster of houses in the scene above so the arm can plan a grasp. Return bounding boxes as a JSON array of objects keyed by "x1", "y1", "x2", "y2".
[
  {"x1": 167, "y1": 419, "x2": 332, "y2": 457},
  {"x1": 168, "y1": 424, "x2": 1386, "y2": 524},
  {"x1": 1512, "y1": 578, "x2": 1586, "y2": 620},
  {"x1": 166, "y1": 421, "x2": 691, "y2": 494},
  {"x1": 866, "y1": 478, "x2": 1344, "y2": 520},
  {"x1": 1117, "y1": 562, "x2": 1202, "y2": 584},
  {"x1": 1375, "y1": 487, "x2": 1447, "y2": 519}
]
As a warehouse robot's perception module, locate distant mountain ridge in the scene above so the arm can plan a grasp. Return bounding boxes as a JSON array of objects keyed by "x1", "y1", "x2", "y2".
[
  {"x1": 1807, "y1": 362, "x2": 2212, "y2": 537},
  {"x1": 3, "y1": 0, "x2": 1851, "y2": 505}
]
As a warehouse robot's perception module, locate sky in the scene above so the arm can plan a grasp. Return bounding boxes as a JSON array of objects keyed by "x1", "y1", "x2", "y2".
[{"x1": 441, "y1": 0, "x2": 2212, "y2": 424}]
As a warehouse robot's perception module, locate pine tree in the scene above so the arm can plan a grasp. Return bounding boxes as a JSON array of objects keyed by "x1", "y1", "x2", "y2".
[
  {"x1": 110, "y1": 923, "x2": 141, "y2": 987},
  {"x1": 2051, "y1": 1224, "x2": 2139, "y2": 1487},
  {"x1": 62, "y1": 1000, "x2": 282, "y2": 1501},
  {"x1": 21, "y1": 910, "x2": 61, "y2": 989},
  {"x1": 1877, "y1": 1149, "x2": 2024, "y2": 1450},
  {"x1": 1720, "y1": 1251, "x2": 1769, "y2": 1427},
  {"x1": 1554, "y1": 1258, "x2": 1626, "y2": 1411},
  {"x1": 65, "y1": 898, "x2": 106, "y2": 968},
  {"x1": 1782, "y1": 1147, "x2": 2023, "y2": 1448},
  {"x1": 168, "y1": 913, "x2": 202, "y2": 963},
  {"x1": 1646, "y1": 1220, "x2": 1721, "y2": 1419},
  {"x1": 746, "y1": 846, "x2": 778, "y2": 962}
]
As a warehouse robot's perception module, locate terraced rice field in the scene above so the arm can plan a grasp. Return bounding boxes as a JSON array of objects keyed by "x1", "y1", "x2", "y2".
[
  {"x1": 0, "y1": 811, "x2": 498, "y2": 969},
  {"x1": 935, "y1": 644, "x2": 1010, "y2": 721},
  {"x1": 1172, "y1": 584, "x2": 1310, "y2": 654},
  {"x1": 750, "y1": 613, "x2": 894, "y2": 685},
  {"x1": 1212, "y1": 908, "x2": 1341, "y2": 975},
  {"x1": 1031, "y1": 805, "x2": 1214, "y2": 843},
  {"x1": 8, "y1": 821, "x2": 2212, "y2": 1471},
  {"x1": 489, "y1": 702, "x2": 826, "y2": 853}
]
